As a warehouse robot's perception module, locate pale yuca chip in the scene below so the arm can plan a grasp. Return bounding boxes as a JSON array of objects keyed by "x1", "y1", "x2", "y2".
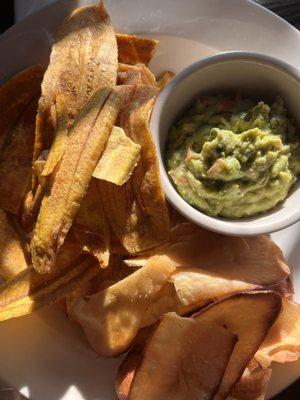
[
  {"x1": 255, "y1": 298, "x2": 300, "y2": 367},
  {"x1": 156, "y1": 71, "x2": 175, "y2": 91},
  {"x1": 116, "y1": 34, "x2": 158, "y2": 65},
  {"x1": 116, "y1": 312, "x2": 237, "y2": 400},
  {"x1": 0, "y1": 97, "x2": 39, "y2": 214},
  {"x1": 99, "y1": 85, "x2": 169, "y2": 254},
  {"x1": 34, "y1": 2, "x2": 118, "y2": 163},
  {"x1": 72, "y1": 256, "x2": 176, "y2": 356},
  {"x1": 228, "y1": 359, "x2": 271, "y2": 400},
  {"x1": 41, "y1": 94, "x2": 68, "y2": 177},
  {"x1": 93, "y1": 126, "x2": 141, "y2": 185},
  {"x1": 193, "y1": 292, "x2": 282, "y2": 400},
  {"x1": 0, "y1": 244, "x2": 100, "y2": 321},
  {"x1": 31, "y1": 88, "x2": 121, "y2": 273},
  {"x1": 0, "y1": 210, "x2": 28, "y2": 280}
]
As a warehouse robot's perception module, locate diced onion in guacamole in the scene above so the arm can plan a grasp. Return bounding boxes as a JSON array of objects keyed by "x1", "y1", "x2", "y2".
[{"x1": 166, "y1": 94, "x2": 300, "y2": 218}]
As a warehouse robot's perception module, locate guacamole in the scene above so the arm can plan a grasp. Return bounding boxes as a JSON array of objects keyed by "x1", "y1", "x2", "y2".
[{"x1": 166, "y1": 94, "x2": 300, "y2": 218}]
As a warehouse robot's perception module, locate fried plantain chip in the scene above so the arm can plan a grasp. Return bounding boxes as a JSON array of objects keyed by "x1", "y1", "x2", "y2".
[
  {"x1": 93, "y1": 126, "x2": 141, "y2": 185},
  {"x1": 0, "y1": 244, "x2": 99, "y2": 321},
  {"x1": 0, "y1": 210, "x2": 28, "y2": 280},
  {"x1": 20, "y1": 185, "x2": 44, "y2": 232},
  {"x1": 116, "y1": 312, "x2": 237, "y2": 400},
  {"x1": 193, "y1": 292, "x2": 282, "y2": 400},
  {"x1": 99, "y1": 85, "x2": 169, "y2": 254},
  {"x1": 41, "y1": 94, "x2": 68, "y2": 177},
  {"x1": 116, "y1": 34, "x2": 158, "y2": 65},
  {"x1": 229, "y1": 359, "x2": 271, "y2": 400},
  {"x1": 117, "y1": 64, "x2": 156, "y2": 86},
  {"x1": 34, "y1": 1, "x2": 118, "y2": 164},
  {"x1": 0, "y1": 97, "x2": 39, "y2": 214},
  {"x1": 0, "y1": 65, "x2": 44, "y2": 146},
  {"x1": 255, "y1": 298, "x2": 300, "y2": 367},
  {"x1": 31, "y1": 88, "x2": 121, "y2": 273},
  {"x1": 72, "y1": 255, "x2": 176, "y2": 356},
  {"x1": 156, "y1": 70, "x2": 175, "y2": 91}
]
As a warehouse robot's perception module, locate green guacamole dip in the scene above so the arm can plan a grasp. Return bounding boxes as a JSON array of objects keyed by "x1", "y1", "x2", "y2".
[{"x1": 166, "y1": 94, "x2": 300, "y2": 218}]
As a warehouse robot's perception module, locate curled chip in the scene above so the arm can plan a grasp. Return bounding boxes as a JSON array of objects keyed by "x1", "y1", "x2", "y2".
[
  {"x1": 31, "y1": 88, "x2": 121, "y2": 273},
  {"x1": 116, "y1": 34, "x2": 158, "y2": 65},
  {"x1": 72, "y1": 256, "x2": 176, "y2": 356},
  {"x1": 116, "y1": 312, "x2": 237, "y2": 400},
  {"x1": 255, "y1": 298, "x2": 300, "y2": 367},
  {"x1": 0, "y1": 210, "x2": 28, "y2": 280},
  {"x1": 93, "y1": 126, "x2": 141, "y2": 185},
  {"x1": 34, "y1": 1, "x2": 118, "y2": 164}
]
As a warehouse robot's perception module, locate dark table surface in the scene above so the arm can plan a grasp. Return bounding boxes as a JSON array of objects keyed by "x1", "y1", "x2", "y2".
[{"x1": 0, "y1": 0, "x2": 300, "y2": 399}]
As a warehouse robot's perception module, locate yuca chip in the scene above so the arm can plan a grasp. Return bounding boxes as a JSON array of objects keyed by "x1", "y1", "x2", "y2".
[
  {"x1": 193, "y1": 292, "x2": 282, "y2": 400},
  {"x1": 31, "y1": 88, "x2": 121, "y2": 274},
  {"x1": 255, "y1": 298, "x2": 300, "y2": 367},
  {"x1": 229, "y1": 360, "x2": 271, "y2": 400},
  {"x1": 156, "y1": 71, "x2": 175, "y2": 91},
  {"x1": 116, "y1": 312, "x2": 237, "y2": 400},
  {"x1": 42, "y1": 94, "x2": 68, "y2": 177},
  {"x1": 0, "y1": 210, "x2": 28, "y2": 280},
  {"x1": 99, "y1": 85, "x2": 169, "y2": 254},
  {"x1": 34, "y1": 1, "x2": 118, "y2": 163},
  {"x1": 72, "y1": 255, "x2": 176, "y2": 356},
  {"x1": 93, "y1": 126, "x2": 141, "y2": 185},
  {"x1": 0, "y1": 65, "x2": 44, "y2": 145},
  {"x1": 0, "y1": 247, "x2": 99, "y2": 321},
  {"x1": 116, "y1": 34, "x2": 158, "y2": 65},
  {"x1": 0, "y1": 98, "x2": 39, "y2": 214}
]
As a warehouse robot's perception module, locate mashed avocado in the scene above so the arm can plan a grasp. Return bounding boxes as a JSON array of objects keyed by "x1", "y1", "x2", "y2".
[{"x1": 166, "y1": 94, "x2": 300, "y2": 218}]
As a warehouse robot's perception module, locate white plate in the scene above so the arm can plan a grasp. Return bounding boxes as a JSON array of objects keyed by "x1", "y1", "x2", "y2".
[{"x1": 0, "y1": 1, "x2": 300, "y2": 399}]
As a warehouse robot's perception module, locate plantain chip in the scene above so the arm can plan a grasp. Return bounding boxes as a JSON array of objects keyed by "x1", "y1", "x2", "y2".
[
  {"x1": 72, "y1": 255, "x2": 176, "y2": 356},
  {"x1": 31, "y1": 88, "x2": 121, "y2": 274},
  {"x1": 0, "y1": 210, "x2": 28, "y2": 280},
  {"x1": 34, "y1": 1, "x2": 118, "y2": 165},
  {"x1": 255, "y1": 298, "x2": 300, "y2": 367},
  {"x1": 116, "y1": 312, "x2": 237, "y2": 400},
  {"x1": 116, "y1": 34, "x2": 158, "y2": 65},
  {"x1": 156, "y1": 70, "x2": 175, "y2": 91},
  {"x1": 42, "y1": 94, "x2": 68, "y2": 177},
  {"x1": 117, "y1": 63, "x2": 156, "y2": 87},
  {"x1": 99, "y1": 85, "x2": 169, "y2": 254},
  {"x1": 93, "y1": 126, "x2": 141, "y2": 185}
]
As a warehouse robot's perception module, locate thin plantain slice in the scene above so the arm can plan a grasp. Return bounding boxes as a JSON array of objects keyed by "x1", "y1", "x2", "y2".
[
  {"x1": 0, "y1": 210, "x2": 28, "y2": 280},
  {"x1": 0, "y1": 97, "x2": 39, "y2": 214},
  {"x1": 117, "y1": 64, "x2": 156, "y2": 87},
  {"x1": 116, "y1": 34, "x2": 158, "y2": 65},
  {"x1": 34, "y1": 1, "x2": 118, "y2": 165},
  {"x1": 99, "y1": 85, "x2": 169, "y2": 254},
  {"x1": 0, "y1": 244, "x2": 99, "y2": 321},
  {"x1": 156, "y1": 70, "x2": 175, "y2": 90},
  {"x1": 93, "y1": 126, "x2": 141, "y2": 185},
  {"x1": 42, "y1": 94, "x2": 68, "y2": 177},
  {"x1": 31, "y1": 88, "x2": 121, "y2": 274}
]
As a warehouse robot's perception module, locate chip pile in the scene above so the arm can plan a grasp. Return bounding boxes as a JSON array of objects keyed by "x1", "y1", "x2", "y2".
[{"x1": 0, "y1": 2, "x2": 299, "y2": 400}]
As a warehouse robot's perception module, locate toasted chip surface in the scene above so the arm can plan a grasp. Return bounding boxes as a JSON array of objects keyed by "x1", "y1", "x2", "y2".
[
  {"x1": 31, "y1": 88, "x2": 121, "y2": 273},
  {"x1": 116, "y1": 34, "x2": 158, "y2": 65},
  {"x1": 93, "y1": 126, "x2": 141, "y2": 185},
  {"x1": 117, "y1": 312, "x2": 237, "y2": 400},
  {"x1": 0, "y1": 211, "x2": 27, "y2": 280}
]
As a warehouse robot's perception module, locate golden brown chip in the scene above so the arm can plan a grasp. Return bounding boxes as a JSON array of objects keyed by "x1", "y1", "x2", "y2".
[
  {"x1": 20, "y1": 185, "x2": 44, "y2": 232},
  {"x1": 116, "y1": 34, "x2": 158, "y2": 65},
  {"x1": 117, "y1": 64, "x2": 156, "y2": 87},
  {"x1": 0, "y1": 97, "x2": 39, "y2": 214},
  {"x1": 93, "y1": 126, "x2": 141, "y2": 185},
  {"x1": 99, "y1": 85, "x2": 169, "y2": 254},
  {"x1": 156, "y1": 71, "x2": 175, "y2": 91},
  {"x1": 194, "y1": 292, "x2": 282, "y2": 400},
  {"x1": 72, "y1": 255, "x2": 176, "y2": 356},
  {"x1": 0, "y1": 210, "x2": 28, "y2": 280},
  {"x1": 31, "y1": 88, "x2": 121, "y2": 273},
  {"x1": 255, "y1": 298, "x2": 300, "y2": 367},
  {"x1": 42, "y1": 94, "x2": 68, "y2": 177},
  {"x1": 117, "y1": 312, "x2": 237, "y2": 400},
  {"x1": 0, "y1": 65, "x2": 44, "y2": 145},
  {"x1": 34, "y1": 1, "x2": 118, "y2": 165}
]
